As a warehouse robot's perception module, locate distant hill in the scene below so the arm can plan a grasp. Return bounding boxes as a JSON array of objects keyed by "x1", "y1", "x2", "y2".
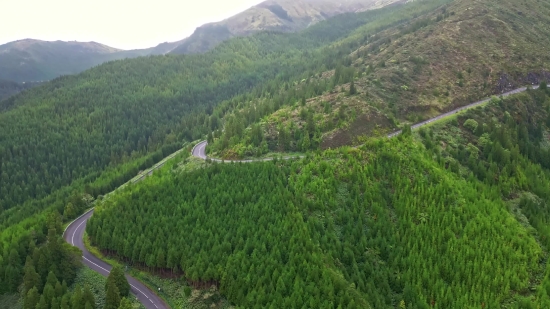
[
  {"x1": 0, "y1": 39, "x2": 127, "y2": 82},
  {"x1": 0, "y1": 0, "x2": 400, "y2": 84},
  {"x1": 169, "y1": 0, "x2": 401, "y2": 54}
]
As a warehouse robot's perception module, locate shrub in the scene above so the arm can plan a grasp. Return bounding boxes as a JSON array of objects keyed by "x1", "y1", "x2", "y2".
[{"x1": 463, "y1": 119, "x2": 478, "y2": 132}]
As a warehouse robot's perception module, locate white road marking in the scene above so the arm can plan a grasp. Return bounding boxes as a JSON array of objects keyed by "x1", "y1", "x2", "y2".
[
  {"x1": 69, "y1": 215, "x2": 162, "y2": 308},
  {"x1": 81, "y1": 255, "x2": 161, "y2": 307},
  {"x1": 71, "y1": 218, "x2": 88, "y2": 246},
  {"x1": 83, "y1": 256, "x2": 110, "y2": 273}
]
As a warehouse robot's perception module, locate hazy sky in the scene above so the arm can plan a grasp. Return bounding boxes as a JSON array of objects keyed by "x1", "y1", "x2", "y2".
[{"x1": 0, "y1": 0, "x2": 265, "y2": 50}]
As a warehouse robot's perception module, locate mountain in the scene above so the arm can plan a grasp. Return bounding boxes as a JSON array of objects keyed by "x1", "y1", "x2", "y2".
[
  {"x1": 0, "y1": 39, "x2": 124, "y2": 82},
  {"x1": 0, "y1": 0, "x2": 401, "y2": 85},
  {"x1": 169, "y1": 0, "x2": 402, "y2": 54},
  {"x1": 0, "y1": 0, "x2": 430, "y2": 225},
  {"x1": 0, "y1": 79, "x2": 41, "y2": 101}
]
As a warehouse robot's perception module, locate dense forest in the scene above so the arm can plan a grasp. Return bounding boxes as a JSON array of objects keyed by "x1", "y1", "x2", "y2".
[
  {"x1": 86, "y1": 87, "x2": 550, "y2": 308},
  {"x1": 0, "y1": 0, "x2": 453, "y2": 299},
  {"x1": 0, "y1": 0, "x2": 449, "y2": 215}
]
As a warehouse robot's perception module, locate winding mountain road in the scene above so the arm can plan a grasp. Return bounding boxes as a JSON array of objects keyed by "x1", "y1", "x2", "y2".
[
  {"x1": 63, "y1": 84, "x2": 540, "y2": 309},
  {"x1": 63, "y1": 211, "x2": 169, "y2": 309}
]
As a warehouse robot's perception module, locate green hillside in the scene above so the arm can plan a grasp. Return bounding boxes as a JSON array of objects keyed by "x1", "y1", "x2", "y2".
[
  {"x1": 87, "y1": 87, "x2": 550, "y2": 308},
  {"x1": 0, "y1": 0, "x2": 448, "y2": 221},
  {"x1": 0, "y1": 0, "x2": 451, "y2": 301}
]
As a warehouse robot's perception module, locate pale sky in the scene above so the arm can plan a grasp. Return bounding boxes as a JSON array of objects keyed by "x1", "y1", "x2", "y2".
[{"x1": 0, "y1": 0, "x2": 265, "y2": 50}]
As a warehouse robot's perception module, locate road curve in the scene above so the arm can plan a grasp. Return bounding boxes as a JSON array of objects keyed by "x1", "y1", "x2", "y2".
[{"x1": 63, "y1": 210, "x2": 169, "y2": 309}]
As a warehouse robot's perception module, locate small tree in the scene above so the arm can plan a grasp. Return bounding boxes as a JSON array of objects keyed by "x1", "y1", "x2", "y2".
[
  {"x1": 463, "y1": 119, "x2": 478, "y2": 132},
  {"x1": 184, "y1": 286, "x2": 192, "y2": 297},
  {"x1": 540, "y1": 81, "x2": 547, "y2": 90},
  {"x1": 105, "y1": 280, "x2": 121, "y2": 309},
  {"x1": 63, "y1": 202, "x2": 76, "y2": 220},
  {"x1": 401, "y1": 125, "x2": 412, "y2": 137},
  {"x1": 82, "y1": 285, "x2": 96, "y2": 309},
  {"x1": 301, "y1": 132, "x2": 311, "y2": 151},
  {"x1": 106, "y1": 265, "x2": 130, "y2": 297},
  {"x1": 24, "y1": 287, "x2": 39, "y2": 309}
]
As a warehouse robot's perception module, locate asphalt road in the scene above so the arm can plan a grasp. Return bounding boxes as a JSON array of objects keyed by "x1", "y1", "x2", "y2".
[
  {"x1": 63, "y1": 210, "x2": 169, "y2": 309},
  {"x1": 387, "y1": 85, "x2": 540, "y2": 138}
]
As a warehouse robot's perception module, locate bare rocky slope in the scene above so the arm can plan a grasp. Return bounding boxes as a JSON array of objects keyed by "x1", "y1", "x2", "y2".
[{"x1": 170, "y1": 0, "x2": 402, "y2": 54}]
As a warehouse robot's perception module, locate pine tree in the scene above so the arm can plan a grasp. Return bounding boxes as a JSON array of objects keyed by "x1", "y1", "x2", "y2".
[
  {"x1": 51, "y1": 297, "x2": 60, "y2": 309},
  {"x1": 301, "y1": 133, "x2": 311, "y2": 151},
  {"x1": 82, "y1": 284, "x2": 96, "y2": 309},
  {"x1": 36, "y1": 295, "x2": 48, "y2": 309},
  {"x1": 105, "y1": 280, "x2": 122, "y2": 309},
  {"x1": 63, "y1": 202, "x2": 76, "y2": 220},
  {"x1": 54, "y1": 281, "x2": 63, "y2": 298},
  {"x1": 71, "y1": 285, "x2": 84, "y2": 309},
  {"x1": 24, "y1": 286, "x2": 39, "y2": 309},
  {"x1": 22, "y1": 258, "x2": 40, "y2": 293},
  {"x1": 43, "y1": 283, "x2": 55, "y2": 307},
  {"x1": 60, "y1": 294, "x2": 71, "y2": 309},
  {"x1": 106, "y1": 265, "x2": 130, "y2": 297}
]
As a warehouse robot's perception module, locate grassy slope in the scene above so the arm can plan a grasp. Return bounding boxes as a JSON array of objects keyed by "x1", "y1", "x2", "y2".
[{"x1": 355, "y1": 0, "x2": 550, "y2": 117}]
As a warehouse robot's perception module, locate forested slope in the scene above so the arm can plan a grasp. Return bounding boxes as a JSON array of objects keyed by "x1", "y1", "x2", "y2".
[
  {"x1": 3, "y1": 0, "x2": 550, "y2": 306},
  {"x1": 0, "y1": 0, "x2": 452, "y2": 299},
  {"x1": 86, "y1": 87, "x2": 550, "y2": 308},
  {"x1": 0, "y1": 0, "x2": 449, "y2": 222}
]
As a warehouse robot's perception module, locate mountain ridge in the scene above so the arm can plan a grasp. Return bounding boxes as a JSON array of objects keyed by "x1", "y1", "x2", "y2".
[
  {"x1": 169, "y1": 0, "x2": 402, "y2": 54},
  {"x1": 0, "y1": 0, "x2": 401, "y2": 85}
]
